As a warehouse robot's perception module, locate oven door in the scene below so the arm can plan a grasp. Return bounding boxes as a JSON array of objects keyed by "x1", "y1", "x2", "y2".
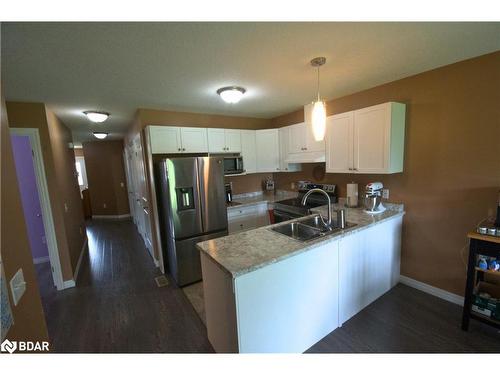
[{"x1": 273, "y1": 209, "x2": 300, "y2": 223}]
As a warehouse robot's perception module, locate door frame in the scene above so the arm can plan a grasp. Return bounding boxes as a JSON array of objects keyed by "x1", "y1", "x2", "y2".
[{"x1": 10, "y1": 128, "x2": 64, "y2": 290}]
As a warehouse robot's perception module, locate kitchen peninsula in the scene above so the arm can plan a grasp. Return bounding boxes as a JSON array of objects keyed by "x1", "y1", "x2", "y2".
[{"x1": 197, "y1": 202, "x2": 405, "y2": 353}]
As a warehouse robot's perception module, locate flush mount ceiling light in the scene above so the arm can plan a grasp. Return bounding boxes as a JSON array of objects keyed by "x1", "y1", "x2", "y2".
[
  {"x1": 83, "y1": 111, "x2": 110, "y2": 123},
  {"x1": 216, "y1": 86, "x2": 246, "y2": 104},
  {"x1": 309, "y1": 57, "x2": 327, "y2": 142},
  {"x1": 93, "y1": 132, "x2": 108, "y2": 139}
]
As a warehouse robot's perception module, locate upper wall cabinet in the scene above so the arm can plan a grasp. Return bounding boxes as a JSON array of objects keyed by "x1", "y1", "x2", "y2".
[
  {"x1": 286, "y1": 122, "x2": 325, "y2": 163},
  {"x1": 255, "y1": 129, "x2": 280, "y2": 173},
  {"x1": 240, "y1": 130, "x2": 257, "y2": 174},
  {"x1": 148, "y1": 126, "x2": 208, "y2": 154},
  {"x1": 277, "y1": 127, "x2": 301, "y2": 173},
  {"x1": 208, "y1": 128, "x2": 242, "y2": 153},
  {"x1": 326, "y1": 102, "x2": 406, "y2": 174}
]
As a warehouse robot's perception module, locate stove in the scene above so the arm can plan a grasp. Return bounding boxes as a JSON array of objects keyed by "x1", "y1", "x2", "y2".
[{"x1": 273, "y1": 182, "x2": 337, "y2": 222}]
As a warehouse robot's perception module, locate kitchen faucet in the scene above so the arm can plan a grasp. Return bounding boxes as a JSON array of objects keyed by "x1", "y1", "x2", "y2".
[{"x1": 301, "y1": 188, "x2": 333, "y2": 228}]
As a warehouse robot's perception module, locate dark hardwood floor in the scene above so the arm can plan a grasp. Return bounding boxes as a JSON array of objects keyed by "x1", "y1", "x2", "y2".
[
  {"x1": 307, "y1": 283, "x2": 500, "y2": 353},
  {"x1": 36, "y1": 219, "x2": 213, "y2": 353},
  {"x1": 35, "y1": 219, "x2": 499, "y2": 353}
]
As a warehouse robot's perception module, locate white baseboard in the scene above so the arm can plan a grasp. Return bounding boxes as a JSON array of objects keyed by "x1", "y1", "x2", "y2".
[
  {"x1": 33, "y1": 256, "x2": 50, "y2": 264},
  {"x1": 73, "y1": 237, "x2": 88, "y2": 284},
  {"x1": 92, "y1": 214, "x2": 131, "y2": 220},
  {"x1": 62, "y1": 279, "x2": 76, "y2": 289},
  {"x1": 399, "y1": 275, "x2": 464, "y2": 306}
]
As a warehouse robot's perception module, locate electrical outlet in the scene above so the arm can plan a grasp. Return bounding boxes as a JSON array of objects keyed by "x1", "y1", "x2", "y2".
[
  {"x1": 64, "y1": 203, "x2": 69, "y2": 212},
  {"x1": 103, "y1": 203, "x2": 107, "y2": 208},
  {"x1": 120, "y1": 182, "x2": 125, "y2": 188},
  {"x1": 382, "y1": 189, "x2": 389, "y2": 199}
]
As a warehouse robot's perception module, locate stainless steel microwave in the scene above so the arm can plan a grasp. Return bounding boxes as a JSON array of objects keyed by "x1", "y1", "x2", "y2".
[{"x1": 223, "y1": 155, "x2": 244, "y2": 175}]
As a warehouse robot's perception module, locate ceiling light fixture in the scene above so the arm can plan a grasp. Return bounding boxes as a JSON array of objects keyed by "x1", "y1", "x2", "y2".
[
  {"x1": 93, "y1": 132, "x2": 108, "y2": 140},
  {"x1": 217, "y1": 86, "x2": 246, "y2": 104},
  {"x1": 309, "y1": 57, "x2": 327, "y2": 142},
  {"x1": 84, "y1": 111, "x2": 110, "y2": 123}
]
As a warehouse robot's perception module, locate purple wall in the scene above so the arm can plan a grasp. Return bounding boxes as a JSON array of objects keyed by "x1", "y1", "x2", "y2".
[{"x1": 11, "y1": 135, "x2": 49, "y2": 261}]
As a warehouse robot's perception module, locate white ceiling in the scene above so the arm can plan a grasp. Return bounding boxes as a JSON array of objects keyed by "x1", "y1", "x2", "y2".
[{"x1": 2, "y1": 22, "x2": 499, "y2": 142}]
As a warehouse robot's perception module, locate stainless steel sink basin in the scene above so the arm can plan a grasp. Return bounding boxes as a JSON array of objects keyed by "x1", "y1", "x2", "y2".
[
  {"x1": 271, "y1": 215, "x2": 358, "y2": 242},
  {"x1": 298, "y1": 215, "x2": 331, "y2": 232},
  {"x1": 271, "y1": 222, "x2": 322, "y2": 241}
]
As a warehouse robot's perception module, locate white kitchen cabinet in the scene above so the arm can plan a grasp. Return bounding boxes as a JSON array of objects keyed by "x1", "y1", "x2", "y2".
[
  {"x1": 277, "y1": 127, "x2": 301, "y2": 173},
  {"x1": 180, "y1": 127, "x2": 208, "y2": 152},
  {"x1": 325, "y1": 112, "x2": 353, "y2": 173},
  {"x1": 338, "y1": 215, "x2": 401, "y2": 325},
  {"x1": 326, "y1": 102, "x2": 406, "y2": 174},
  {"x1": 255, "y1": 129, "x2": 280, "y2": 172},
  {"x1": 240, "y1": 130, "x2": 257, "y2": 174},
  {"x1": 208, "y1": 128, "x2": 241, "y2": 153},
  {"x1": 201, "y1": 238, "x2": 340, "y2": 353},
  {"x1": 227, "y1": 203, "x2": 269, "y2": 234},
  {"x1": 149, "y1": 126, "x2": 182, "y2": 153},
  {"x1": 148, "y1": 125, "x2": 208, "y2": 154},
  {"x1": 286, "y1": 122, "x2": 325, "y2": 163}
]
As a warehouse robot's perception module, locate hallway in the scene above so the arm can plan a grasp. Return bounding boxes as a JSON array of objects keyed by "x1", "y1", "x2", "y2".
[{"x1": 39, "y1": 219, "x2": 214, "y2": 353}]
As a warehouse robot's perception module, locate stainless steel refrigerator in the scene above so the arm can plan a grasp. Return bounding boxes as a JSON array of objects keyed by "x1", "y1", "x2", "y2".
[{"x1": 155, "y1": 156, "x2": 228, "y2": 286}]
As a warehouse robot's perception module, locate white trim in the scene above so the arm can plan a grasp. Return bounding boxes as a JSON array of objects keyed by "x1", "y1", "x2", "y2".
[
  {"x1": 33, "y1": 256, "x2": 50, "y2": 264},
  {"x1": 399, "y1": 275, "x2": 464, "y2": 306},
  {"x1": 73, "y1": 237, "x2": 88, "y2": 283},
  {"x1": 62, "y1": 279, "x2": 76, "y2": 289},
  {"x1": 10, "y1": 128, "x2": 65, "y2": 291},
  {"x1": 92, "y1": 214, "x2": 131, "y2": 219}
]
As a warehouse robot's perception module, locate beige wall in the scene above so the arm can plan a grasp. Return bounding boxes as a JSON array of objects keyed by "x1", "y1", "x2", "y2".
[
  {"x1": 271, "y1": 51, "x2": 500, "y2": 296},
  {"x1": 6, "y1": 102, "x2": 87, "y2": 281},
  {"x1": 83, "y1": 140, "x2": 129, "y2": 216},
  {"x1": 225, "y1": 173, "x2": 273, "y2": 195},
  {"x1": 1, "y1": 89, "x2": 49, "y2": 343}
]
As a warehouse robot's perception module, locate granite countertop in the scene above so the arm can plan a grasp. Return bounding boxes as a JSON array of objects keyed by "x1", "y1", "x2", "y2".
[
  {"x1": 198, "y1": 202, "x2": 405, "y2": 278},
  {"x1": 226, "y1": 190, "x2": 298, "y2": 210}
]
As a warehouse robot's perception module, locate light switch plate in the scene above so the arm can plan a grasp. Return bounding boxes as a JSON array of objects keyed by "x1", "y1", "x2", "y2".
[
  {"x1": 382, "y1": 189, "x2": 389, "y2": 199},
  {"x1": 9, "y1": 268, "x2": 26, "y2": 306}
]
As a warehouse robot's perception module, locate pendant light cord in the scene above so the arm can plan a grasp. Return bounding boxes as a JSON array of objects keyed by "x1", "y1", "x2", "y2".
[{"x1": 316, "y1": 66, "x2": 321, "y2": 101}]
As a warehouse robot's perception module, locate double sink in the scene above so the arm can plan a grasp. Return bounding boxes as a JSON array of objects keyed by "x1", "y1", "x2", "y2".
[{"x1": 271, "y1": 214, "x2": 356, "y2": 242}]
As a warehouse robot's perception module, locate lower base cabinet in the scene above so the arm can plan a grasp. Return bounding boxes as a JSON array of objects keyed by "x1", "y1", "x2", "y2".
[
  {"x1": 201, "y1": 215, "x2": 402, "y2": 353},
  {"x1": 227, "y1": 203, "x2": 269, "y2": 234}
]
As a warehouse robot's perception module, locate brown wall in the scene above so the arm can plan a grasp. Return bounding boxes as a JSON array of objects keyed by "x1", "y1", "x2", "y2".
[
  {"x1": 6, "y1": 102, "x2": 87, "y2": 281},
  {"x1": 83, "y1": 140, "x2": 129, "y2": 216},
  {"x1": 225, "y1": 173, "x2": 273, "y2": 195},
  {"x1": 271, "y1": 51, "x2": 500, "y2": 296},
  {"x1": 1, "y1": 88, "x2": 49, "y2": 343}
]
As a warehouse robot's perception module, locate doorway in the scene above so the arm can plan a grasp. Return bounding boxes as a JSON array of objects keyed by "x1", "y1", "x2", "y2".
[{"x1": 9, "y1": 128, "x2": 64, "y2": 292}]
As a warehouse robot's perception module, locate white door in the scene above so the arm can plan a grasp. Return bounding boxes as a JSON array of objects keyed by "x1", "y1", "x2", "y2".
[
  {"x1": 180, "y1": 127, "x2": 208, "y2": 153},
  {"x1": 224, "y1": 129, "x2": 242, "y2": 153},
  {"x1": 207, "y1": 128, "x2": 226, "y2": 153},
  {"x1": 353, "y1": 104, "x2": 389, "y2": 173},
  {"x1": 240, "y1": 130, "x2": 257, "y2": 174},
  {"x1": 149, "y1": 126, "x2": 182, "y2": 153},
  {"x1": 326, "y1": 112, "x2": 354, "y2": 173},
  {"x1": 123, "y1": 147, "x2": 136, "y2": 220},
  {"x1": 256, "y1": 129, "x2": 280, "y2": 172},
  {"x1": 288, "y1": 123, "x2": 306, "y2": 154}
]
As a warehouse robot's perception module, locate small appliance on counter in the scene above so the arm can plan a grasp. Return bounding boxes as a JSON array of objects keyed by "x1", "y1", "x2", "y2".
[
  {"x1": 363, "y1": 182, "x2": 386, "y2": 214},
  {"x1": 225, "y1": 182, "x2": 233, "y2": 203},
  {"x1": 264, "y1": 178, "x2": 275, "y2": 192},
  {"x1": 346, "y1": 182, "x2": 359, "y2": 208}
]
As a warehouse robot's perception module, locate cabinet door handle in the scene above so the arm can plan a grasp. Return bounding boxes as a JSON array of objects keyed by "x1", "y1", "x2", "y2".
[
  {"x1": 348, "y1": 168, "x2": 353, "y2": 171},
  {"x1": 178, "y1": 148, "x2": 181, "y2": 151},
  {"x1": 227, "y1": 147, "x2": 229, "y2": 151},
  {"x1": 285, "y1": 168, "x2": 288, "y2": 171},
  {"x1": 182, "y1": 148, "x2": 186, "y2": 151}
]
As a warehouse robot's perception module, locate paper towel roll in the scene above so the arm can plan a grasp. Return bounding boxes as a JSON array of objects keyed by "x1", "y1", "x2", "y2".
[{"x1": 347, "y1": 183, "x2": 358, "y2": 207}]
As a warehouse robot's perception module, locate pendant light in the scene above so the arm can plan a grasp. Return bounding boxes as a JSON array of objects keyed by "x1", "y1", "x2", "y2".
[{"x1": 310, "y1": 57, "x2": 327, "y2": 142}]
